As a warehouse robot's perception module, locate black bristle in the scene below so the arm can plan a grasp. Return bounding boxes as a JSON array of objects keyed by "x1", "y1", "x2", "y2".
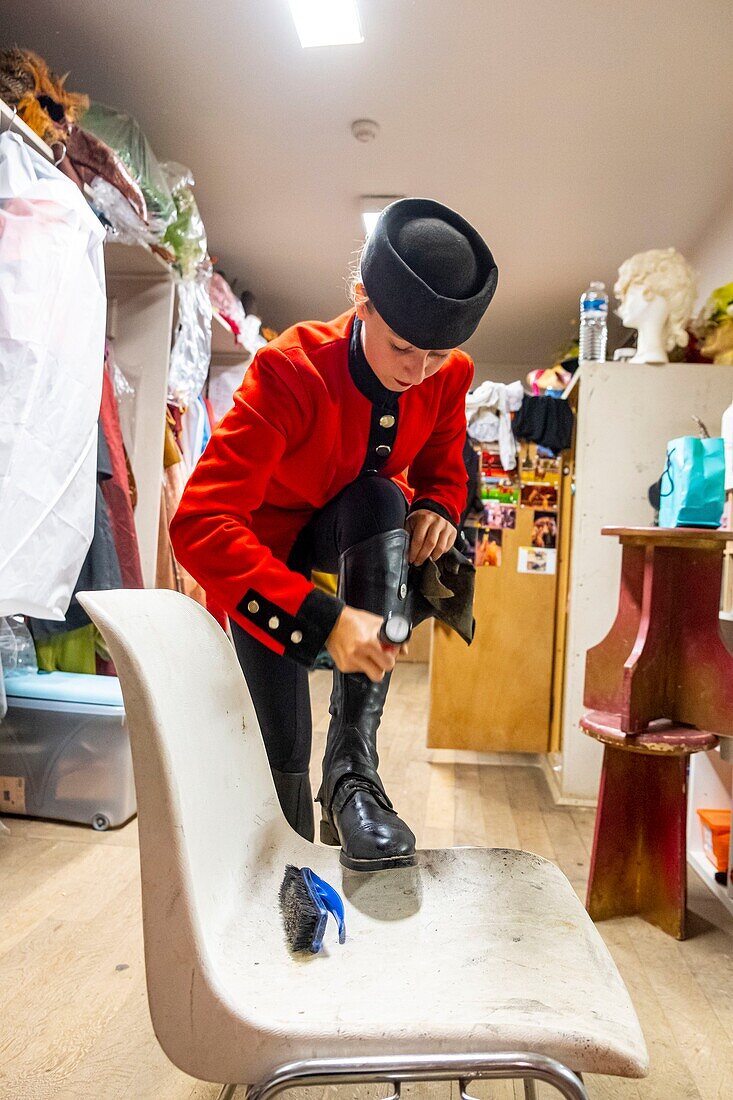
[{"x1": 279, "y1": 864, "x2": 319, "y2": 953}]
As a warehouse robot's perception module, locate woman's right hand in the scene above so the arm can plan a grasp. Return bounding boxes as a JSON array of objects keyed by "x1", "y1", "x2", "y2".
[{"x1": 325, "y1": 606, "x2": 406, "y2": 682}]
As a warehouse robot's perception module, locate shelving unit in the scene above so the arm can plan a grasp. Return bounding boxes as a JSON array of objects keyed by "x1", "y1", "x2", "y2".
[
  {"x1": 687, "y1": 745, "x2": 733, "y2": 918},
  {"x1": 555, "y1": 360, "x2": 733, "y2": 803},
  {"x1": 104, "y1": 242, "x2": 175, "y2": 587}
]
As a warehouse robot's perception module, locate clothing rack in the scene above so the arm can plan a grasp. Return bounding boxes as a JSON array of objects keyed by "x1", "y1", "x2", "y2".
[{"x1": 0, "y1": 96, "x2": 53, "y2": 161}]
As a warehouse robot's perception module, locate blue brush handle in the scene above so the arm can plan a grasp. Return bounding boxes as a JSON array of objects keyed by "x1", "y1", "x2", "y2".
[{"x1": 303, "y1": 868, "x2": 346, "y2": 945}]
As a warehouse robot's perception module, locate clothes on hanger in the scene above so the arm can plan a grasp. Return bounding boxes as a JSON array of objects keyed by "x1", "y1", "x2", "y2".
[
  {"x1": 99, "y1": 365, "x2": 144, "y2": 589},
  {"x1": 511, "y1": 394, "x2": 575, "y2": 453},
  {"x1": 0, "y1": 130, "x2": 106, "y2": 620},
  {"x1": 465, "y1": 380, "x2": 524, "y2": 470},
  {"x1": 180, "y1": 394, "x2": 211, "y2": 478},
  {"x1": 29, "y1": 428, "x2": 123, "y2": 643},
  {"x1": 156, "y1": 409, "x2": 207, "y2": 607}
]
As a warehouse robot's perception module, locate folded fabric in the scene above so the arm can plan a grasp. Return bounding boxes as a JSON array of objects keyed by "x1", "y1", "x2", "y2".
[
  {"x1": 511, "y1": 394, "x2": 575, "y2": 453},
  {"x1": 465, "y1": 380, "x2": 524, "y2": 469},
  {"x1": 34, "y1": 623, "x2": 97, "y2": 674},
  {"x1": 65, "y1": 125, "x2": 147, "y2": 223}
]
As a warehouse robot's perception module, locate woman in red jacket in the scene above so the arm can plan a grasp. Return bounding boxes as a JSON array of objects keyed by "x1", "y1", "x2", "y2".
[{"x1": 171, "y1": 199, "x2": 497, "y2": 870}]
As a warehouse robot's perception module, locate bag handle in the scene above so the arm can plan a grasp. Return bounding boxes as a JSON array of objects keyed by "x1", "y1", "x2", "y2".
[{"x1": 660, "y1": 446, "x2": 676, "y2": 499}]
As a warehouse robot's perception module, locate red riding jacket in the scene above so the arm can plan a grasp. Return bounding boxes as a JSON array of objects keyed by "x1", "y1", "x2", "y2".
[{"x1": 170, "y1": 310, "x2": 473, "y2": 666}]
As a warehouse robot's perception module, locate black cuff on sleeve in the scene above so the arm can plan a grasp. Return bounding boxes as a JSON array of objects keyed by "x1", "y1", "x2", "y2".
[
  {"x1": 408, "y1": 498, "x2": 458, "y2": 529},
  {"x1": 287, "y1": 588, "x2": 345, "y2": 667},
  {"x1": 236, "y1": 585, "x2": 344, "y2": 668}
]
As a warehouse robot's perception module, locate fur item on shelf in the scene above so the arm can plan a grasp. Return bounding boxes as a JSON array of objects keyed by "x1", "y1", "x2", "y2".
[{"x1": 0, "y1": 48, "x2": 89, "y2": 143}]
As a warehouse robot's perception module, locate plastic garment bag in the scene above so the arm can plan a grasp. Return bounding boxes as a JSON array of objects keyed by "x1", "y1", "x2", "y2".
[
  {"x1": 0, "y1": 131, "x2": 106, "y2": 619},
  {"x1": 168, "y1": 267, "x2": 213, "y2": 408}
]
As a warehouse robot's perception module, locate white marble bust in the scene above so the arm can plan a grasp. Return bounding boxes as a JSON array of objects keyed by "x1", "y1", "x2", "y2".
[{"x1": 614, "y1": 248, "x2": 697, "y2": 364}]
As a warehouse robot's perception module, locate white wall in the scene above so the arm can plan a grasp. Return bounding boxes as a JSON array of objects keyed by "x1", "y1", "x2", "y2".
[
  {"x1": 472, "y1": 362, "x2": 533, "y2": 386},
  {"x1": 692, "y1": 191, "x2": 733, "y2": 303}
]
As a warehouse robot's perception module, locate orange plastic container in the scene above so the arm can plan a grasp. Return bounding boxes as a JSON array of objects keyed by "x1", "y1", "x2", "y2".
[{"x1": 697, "y1": 808, "x2": 731, "y2": 873}]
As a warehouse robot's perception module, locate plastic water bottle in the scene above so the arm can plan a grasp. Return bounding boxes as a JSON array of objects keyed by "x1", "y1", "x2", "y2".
[{"x1": 579, "y1": 281, "x2": 609, "y2": 362}]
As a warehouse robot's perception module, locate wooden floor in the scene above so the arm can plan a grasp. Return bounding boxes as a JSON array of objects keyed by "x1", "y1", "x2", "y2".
[{"x1": 2, "y1": 663, "x2": 733, "y2": 1099}]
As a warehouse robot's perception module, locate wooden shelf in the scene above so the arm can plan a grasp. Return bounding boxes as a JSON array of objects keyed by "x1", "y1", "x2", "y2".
[
  {"x1": 0, "y1": 96, "x2": 53, "y2": 161},
  {"x1": 104, "y1": 240, "x2": 172, "y2": 279},
  {"x1": 687, "y1": 746, "x2": 733, "y2": 918},
  {"x1": 688, "y1": 850, "x2": 733, "y2": 919}
]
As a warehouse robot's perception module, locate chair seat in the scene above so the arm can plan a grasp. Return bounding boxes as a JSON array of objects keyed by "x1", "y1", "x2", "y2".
[
  {"x1": 582, "y1": 709, "x2": 718, "y2": 755},
  {"x1": 207, "y1": 845, "x2": 648, "y2": 1084}
]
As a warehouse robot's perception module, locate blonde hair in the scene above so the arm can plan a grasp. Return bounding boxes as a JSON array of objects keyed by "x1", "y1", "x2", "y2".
[
  {"x1": 347, "y1": 243, "x2": 369, "y2": 308},
  {"x1": 614, "y1": 248, "x2": 697, "y2": 350}
]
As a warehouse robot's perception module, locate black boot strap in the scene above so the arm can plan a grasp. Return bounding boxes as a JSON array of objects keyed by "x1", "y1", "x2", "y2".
[{"x1": 331, "y1": 774, "x2": 396, "y2": 817}]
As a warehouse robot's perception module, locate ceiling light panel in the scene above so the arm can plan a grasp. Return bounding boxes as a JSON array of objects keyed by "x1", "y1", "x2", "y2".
[
  {"x1": 359, "y1": 196, "x2": 404, "y2": 237},
  {"x1": 289, "y1": 0, "x2": 364, "y2": 48}
]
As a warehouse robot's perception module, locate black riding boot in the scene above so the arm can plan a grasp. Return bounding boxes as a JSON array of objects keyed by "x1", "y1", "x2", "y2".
[
  {"x1": 318, "y1": 529, "x2": 417, "y2": 871},
  {"x1": 271, "y1": 768, "x2": 315, "y2": 842}
]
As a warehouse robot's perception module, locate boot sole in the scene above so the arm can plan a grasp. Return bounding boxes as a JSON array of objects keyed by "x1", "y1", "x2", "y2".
[
  {"x1": 320, "y1": 817, "x2": 417, "y2": 871},
  {"x1": 339, "y1": 850, "x2": 417, "y2": 872}
]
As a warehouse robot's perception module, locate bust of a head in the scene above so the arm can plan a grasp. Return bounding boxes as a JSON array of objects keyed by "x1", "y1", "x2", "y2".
[{"x1": 614, "y1": 248, "x2": 697, "y2": 364}]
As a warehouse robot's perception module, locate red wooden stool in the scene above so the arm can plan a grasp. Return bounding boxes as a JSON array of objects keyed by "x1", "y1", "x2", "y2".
[{"x1": 582, "y1": 527, "x2": 732, "y2": 940}]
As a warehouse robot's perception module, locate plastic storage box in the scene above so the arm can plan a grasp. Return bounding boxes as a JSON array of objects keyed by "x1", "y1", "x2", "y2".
[
  {"x1": 697, "y1": 807, "x2": 731, "y2": 873},
  {"x1": 0, "y1": 671, "x2": 136, "y2": 830}
]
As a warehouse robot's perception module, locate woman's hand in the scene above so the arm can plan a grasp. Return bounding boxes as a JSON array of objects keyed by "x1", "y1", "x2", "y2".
[
  {"x1": 326, "y1": 606, "x2": 408, "y2": 682},
  {"x1": 406, "y1": 508, "x2": 456, "y2": 566}
]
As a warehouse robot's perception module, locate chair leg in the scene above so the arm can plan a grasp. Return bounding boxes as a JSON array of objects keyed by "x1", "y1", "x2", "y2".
[
  {"x1": 586, "y1": 745, "x2": 688, "y2": 938},
  {"x1": 246, "y1": 1052, "x2": 589, "y2": 1100},
  {"x1": 219, "y1": 1087, "x2": 237, "y2": 1100}
]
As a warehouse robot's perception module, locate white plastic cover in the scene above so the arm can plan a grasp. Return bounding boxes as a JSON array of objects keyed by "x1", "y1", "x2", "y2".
[{"x1": 0, "y1": 131, "x2": 106, "y2": 619}]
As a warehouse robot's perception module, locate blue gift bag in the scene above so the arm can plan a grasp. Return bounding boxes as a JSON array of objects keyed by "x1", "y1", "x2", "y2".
[{"x1": 659, "y1": 436, "x2": 725, "y2": 528}]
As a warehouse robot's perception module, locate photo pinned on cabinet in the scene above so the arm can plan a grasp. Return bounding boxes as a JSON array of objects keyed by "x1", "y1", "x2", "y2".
[
  {"x1": 517, "y1": 546, "x2": 557, "y2": 575},
  {"x1": 483, "y1": 501, "x2": 517, "y2": 530},
  {"x1": 531, "y1": 510, "x2": 557, "y2": 549},
  {"x1": 475, "y1": 527, "x2": 502, "y2": 568},
  {"x1": 520, "y1": 483, "x2": 558, "y2": 510}
]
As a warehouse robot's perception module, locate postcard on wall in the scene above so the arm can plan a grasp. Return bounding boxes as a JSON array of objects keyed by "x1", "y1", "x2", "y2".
[
  {"x1": 531, "y1": 510, "x2": 557, "y2": 549},
  {"x1": 520, "y1": 483, "x2": 558, "y2": 510},
  {"x1": 520, "y1": 445, "x2": 562, "y2": 487},
  {"x1": 517, "y1": 546, "x2": 557, "y2": 575},
  {"x1": 486, "y1": 484, "x2": 520, "y2": 505},
  {"x1": 483, "y1": 502, "x2": 517, "y2": 530},
  {"x1": 475, "y1": 527, "x2": 502, "y2": 567}
]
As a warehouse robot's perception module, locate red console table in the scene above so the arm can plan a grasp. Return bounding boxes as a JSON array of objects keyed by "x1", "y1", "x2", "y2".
[{"x1": 582, "y1": 527, "x2": 732, "y2": 939}]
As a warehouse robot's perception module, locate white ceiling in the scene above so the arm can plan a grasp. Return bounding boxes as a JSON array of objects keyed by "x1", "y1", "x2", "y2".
[{"x1": 3, "y1": 0, "x2": 733, "y2": 365}]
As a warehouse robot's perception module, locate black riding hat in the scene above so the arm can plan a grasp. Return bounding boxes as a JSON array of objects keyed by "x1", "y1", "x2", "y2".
[{"x1": 361, "y1": 198, "x2": 498, "y2": 349}]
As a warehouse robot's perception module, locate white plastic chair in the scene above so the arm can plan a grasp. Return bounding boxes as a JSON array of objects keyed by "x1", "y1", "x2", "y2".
[{"x1": 78, "y1": 589, "x2": 648, "y2": 1100}]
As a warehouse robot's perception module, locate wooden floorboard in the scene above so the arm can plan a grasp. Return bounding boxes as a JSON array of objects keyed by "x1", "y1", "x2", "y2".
[{"x1": 2, "y1": 663, "x2": 733, "y2": 1098}]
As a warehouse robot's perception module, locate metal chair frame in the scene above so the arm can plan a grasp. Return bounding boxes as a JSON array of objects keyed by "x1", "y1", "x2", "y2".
[{"x1": 219, "y1": 1051, "x2": 588, "y2": 1100}]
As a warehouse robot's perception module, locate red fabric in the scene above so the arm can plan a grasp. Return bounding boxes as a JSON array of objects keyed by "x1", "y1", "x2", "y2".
[
  {"x1": 171, "y1": 310, "x2": 473, "y2": 655},
  {"x1": 99, "y1": 369, "x2": 144, "y2": 590}
]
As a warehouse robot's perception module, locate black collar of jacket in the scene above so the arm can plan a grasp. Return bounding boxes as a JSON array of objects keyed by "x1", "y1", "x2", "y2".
[{"x1": 349, "y1": 316, "x2": 400, "y2": 410}]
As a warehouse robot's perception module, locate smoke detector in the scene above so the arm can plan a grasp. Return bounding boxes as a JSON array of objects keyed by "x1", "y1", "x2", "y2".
[{"x1": 351, "y1": 119, "x2": 380, "y2": 143}]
